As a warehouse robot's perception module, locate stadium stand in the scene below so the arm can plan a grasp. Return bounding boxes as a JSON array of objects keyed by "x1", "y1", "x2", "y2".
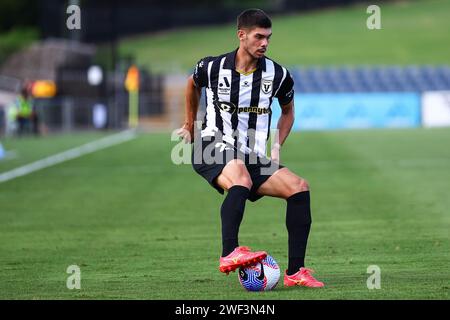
[{"x1": 293, "y1": 66, "x2": 450, "y2": 93}]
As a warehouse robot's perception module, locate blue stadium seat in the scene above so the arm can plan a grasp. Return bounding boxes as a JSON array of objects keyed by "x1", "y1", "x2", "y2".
[{"x1": 291, "y1": 65, "x2": 450, "y2": 93}]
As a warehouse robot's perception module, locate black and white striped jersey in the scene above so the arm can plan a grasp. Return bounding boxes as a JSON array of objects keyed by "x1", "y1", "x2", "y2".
[{"x1": 193, "y1": 49, "x2": 294, "y2": 157}]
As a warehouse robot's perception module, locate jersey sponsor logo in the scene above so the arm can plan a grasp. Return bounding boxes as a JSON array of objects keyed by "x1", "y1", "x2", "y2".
[
  {"x1": 214, "y1": 100, "x2": 236, "y2": 113},
  {"x1": 214, "y1": 100, "x2": 270, "y2": 115},
  {"x1": 218, "y1": 76, "x2": 231, "y2": 95},
  {"x1": 237, "y1": 106, "x2": 270, "y2": 115},
  {"x1": 285, "y1": 89, "x2": 294, "y2": 99},
  {"x1": 261, "y1": 79, "x2": 273, "y2": 94}
]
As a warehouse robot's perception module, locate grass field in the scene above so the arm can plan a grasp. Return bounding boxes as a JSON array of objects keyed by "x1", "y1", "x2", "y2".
[
  {"x1": 119, "y1": 0, "x2": 450, "y2": 73},
  {"x1": 0, "y1": 128, "x2": 449, "y2": 299}
]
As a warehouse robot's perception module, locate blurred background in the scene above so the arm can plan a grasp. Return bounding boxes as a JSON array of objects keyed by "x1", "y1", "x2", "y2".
[
  {"x1": 0, "y1": 0, "x2": 449, "y2": 300},
  {"x1": 0, "y1": 0, "x2": 449, "y2": 137}
]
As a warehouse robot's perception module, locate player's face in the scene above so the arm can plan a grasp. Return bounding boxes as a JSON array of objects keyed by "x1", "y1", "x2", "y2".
[{"x1": 239, "y1": 27, "x2": 272, "y2": 59}]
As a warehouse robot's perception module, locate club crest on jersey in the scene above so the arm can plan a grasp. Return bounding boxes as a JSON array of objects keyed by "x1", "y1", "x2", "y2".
[{"x1": 261, "y1": 79, "x2": 273, "y2": 94}]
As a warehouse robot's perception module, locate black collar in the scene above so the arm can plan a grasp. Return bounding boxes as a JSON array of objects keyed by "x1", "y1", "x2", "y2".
[{"x1": 223, "y1": 48, "x2": 266, "y2": 72}]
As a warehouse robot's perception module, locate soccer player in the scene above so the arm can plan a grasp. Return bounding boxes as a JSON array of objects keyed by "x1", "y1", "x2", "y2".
[{"x1": 177, "y1": 9, "x2": 324, "y2": 288}]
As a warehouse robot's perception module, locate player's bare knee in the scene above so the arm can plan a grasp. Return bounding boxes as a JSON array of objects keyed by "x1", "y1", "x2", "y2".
[
  {"x1": 229, "y1": 168, "x2": 252, "y2": 189},
  {"x1": 299, "y1": 178, "x2": 310, "y2": 192},
  {"x1": 233, "y1": 176, "x2": 252, "y2": 190},
  {"x1": 224, "y1": 160, "x2": 252, "y2": 189},
  {"x1": 286, "y1": 178, "x2": 309, "y2": 197}
]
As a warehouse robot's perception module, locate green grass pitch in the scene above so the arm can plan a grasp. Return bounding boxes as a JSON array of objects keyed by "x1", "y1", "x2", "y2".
[{"x1": 0, "y1": 128, "x2": 449, "y2": 299}]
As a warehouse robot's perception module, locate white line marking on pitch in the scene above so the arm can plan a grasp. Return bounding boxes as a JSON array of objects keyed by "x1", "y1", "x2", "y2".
[{"x1": 0, "y1": 129, "x2": 137, "y2": 184}]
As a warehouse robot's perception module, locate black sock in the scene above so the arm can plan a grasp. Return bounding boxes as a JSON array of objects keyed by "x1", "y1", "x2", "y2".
[
  {"x1": 286, "y1": 191, "x2": 312, "y2": 275},
  {"x1": 221, "y1": 185, "x2": 250, "y2": 257}
]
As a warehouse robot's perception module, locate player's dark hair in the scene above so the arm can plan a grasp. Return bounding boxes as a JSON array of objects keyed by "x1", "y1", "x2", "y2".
[{"x1": 237, "y1": 9, "x2": 272, "y2": 30}]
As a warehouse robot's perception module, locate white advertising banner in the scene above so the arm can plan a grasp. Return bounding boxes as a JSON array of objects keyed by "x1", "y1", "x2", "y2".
[{"x1": 422, "y1": 91, "x2": 450, "y2": 127}]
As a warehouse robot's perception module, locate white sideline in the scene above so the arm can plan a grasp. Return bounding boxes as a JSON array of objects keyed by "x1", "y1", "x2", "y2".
[{"x1": 0, "y1": 129, "x2": 137, "y2": 184}]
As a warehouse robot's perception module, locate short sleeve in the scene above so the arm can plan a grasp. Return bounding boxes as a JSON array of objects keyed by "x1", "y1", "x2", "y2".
[
  {"x1": 276, "y1": 69, "x2": 294, "y2": 106},
  {"x1": 192, "y1": 56, "x2": 211, "y2": 88}
]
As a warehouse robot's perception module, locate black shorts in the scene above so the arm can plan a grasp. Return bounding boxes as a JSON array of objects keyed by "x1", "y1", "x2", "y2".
[{"x1": 191, "y1": 135, "x2": 284, "y2": 202}]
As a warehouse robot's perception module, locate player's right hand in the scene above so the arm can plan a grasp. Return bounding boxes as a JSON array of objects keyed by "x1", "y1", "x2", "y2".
[{"x1": 176, "y1": 123, "x2": 194, "y2": 143}]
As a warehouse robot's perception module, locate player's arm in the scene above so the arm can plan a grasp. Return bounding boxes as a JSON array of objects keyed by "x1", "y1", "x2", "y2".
[
  {"x1": 276, "y1": 99, "x2": 294, "y2": 146},
  {"x1": 177, "y1": 75, "x2": 201, "y2": 143},
  {"x1": 177, "y1": 57, "x2": 210, "y2": 143},
  {"x1": 272, "y1": 69, "x2": 295, "y2": 162},
  {"x1": 271, "y1": 100, "x2": 294, "y2": 163}
]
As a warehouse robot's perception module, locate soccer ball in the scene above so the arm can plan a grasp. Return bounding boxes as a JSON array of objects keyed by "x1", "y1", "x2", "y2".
[{"x1": 238, "y1": 255, "x2": 280, "y2": 291}]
